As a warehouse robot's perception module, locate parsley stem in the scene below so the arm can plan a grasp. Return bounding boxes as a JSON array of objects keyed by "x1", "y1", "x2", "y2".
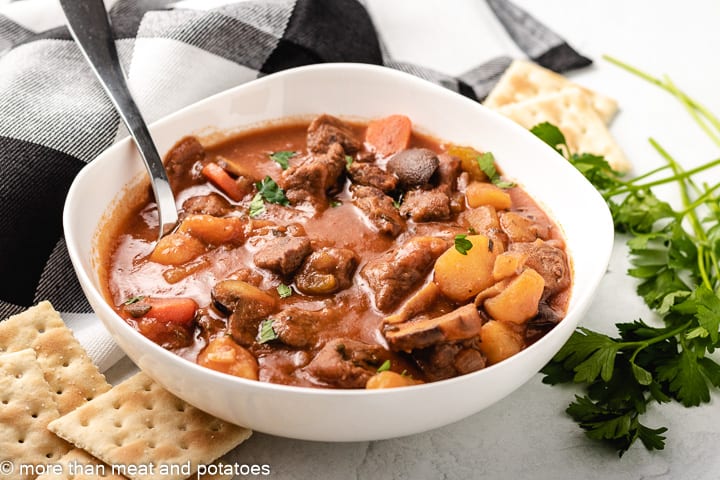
[
  {"x1": 603, "y1": 55, "x2": 720, "y2": 135},
  {"x1": 649, "y1": 139, "x2": 713, "y2": 290},
  {"x1": 664, "y1": 76, "x2": 720, "y2": 148},
  {"x1": 678, "y1": 181, "x2": 720, "y2": 216},
  {"x1": 623, "y1": 164, "x2": 671, "y2": 185},
  {"x1": 603, "y1": 156, "x2": 720, "y2": 197},
  {"x1": 620, "y1": 321, "x2": 693, "y2": 352}
]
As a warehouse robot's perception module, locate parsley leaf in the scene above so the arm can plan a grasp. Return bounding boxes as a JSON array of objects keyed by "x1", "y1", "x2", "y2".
[
  {"x1": 533, "y1": 56, "x2": 720, "y2": 455},
  {"x1": 377, "y1": 359, "x2": 391, "y2": 373},
  {"x1": 249, "y1": 192, "x2": 266, "y2": 218},
  {"x1": 269, "y1": 151, "x2": 296, "y2": 170},
  {"x1": 476, "y1": 152, "x2": 515, "y2": 188},
  {"x1": 123, "y1": 295, "x2": 145, "y2": 305},
  {"x1": 277, "y1": 284, "x2": 292, "y2": 299},
  {"x1": 530, "y1": 122, "x2": 569, "y2": 156},
  {"x1": 256, "y1": 176, "x2": 289, "y2": 206},
  {"x1": 345, "y1": 155, "x2": 354, "y2": 168},
  {"x1": 454, "y1": 234, "x2": 473, "y2": 255},
  {"x1": 330, "y1": 200, "x2": 342, "y2": 208},
  {"x1": 257, "y1": 318, "x2": 279, "y2": 344}
]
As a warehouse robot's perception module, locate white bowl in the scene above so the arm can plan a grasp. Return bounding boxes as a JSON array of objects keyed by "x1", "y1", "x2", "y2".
[{"x1": 64, "y1": 63, "x2": 613, "y2": 441}]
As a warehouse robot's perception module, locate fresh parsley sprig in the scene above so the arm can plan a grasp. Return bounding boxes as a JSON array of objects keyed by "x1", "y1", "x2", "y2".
[
  {"x1": 454, "y1": 234, "x2": 473, "y2": 255},
  {"x1": 269, "y1": 151, "x2": 296, "y2": 170},
  {"x1": 248, "y1": 176, "x2": 290, "y2": 217},
  {"x1": 534, "y1": 58, "x2": 720, "y2": 456},
  {"x1": 477, "y1": 152, "x2": 516, "y2": 188}
]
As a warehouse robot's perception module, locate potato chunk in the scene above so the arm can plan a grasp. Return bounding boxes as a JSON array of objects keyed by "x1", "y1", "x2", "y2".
[
  {"x1": 492, "y1": 251, "x2": 528, "y2": 281},
  {"x1": 197, "y1": 336, "x2": 259, "y2": 380},
  {"x1": 177, "y1": 214, "x2": 245, "y2": 245},
  {"x1": 366, "y1": 371, "x2": 421, "y2": 389},
  {"x1": 149, "y1": 232, "x2": 206, "y2": 265},
  {"x1": 479, "y1": 321, "x2": 523, "y2": 364},
  {"x1": 465, "y1": 182, "x2": 512, "y2": 210},
  {"x1": 433, "y1": 234, "x2": 502, "y2": 302},
  {"x1": 484, "y1": 268, "x2": 545, "y2": 324}
]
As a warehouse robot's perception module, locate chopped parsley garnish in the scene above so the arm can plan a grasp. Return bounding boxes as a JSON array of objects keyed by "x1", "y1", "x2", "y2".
[
  {"x1": 330, "y1": 200, "x2": 342, "y2": 208},
  {"x1": 536, "y1": 56, "x2": 720, "y2": 456},
  {"x1": 257, "y1": 318, "x2": 279, "y2": 344},
  {"x1": 454, "y1": 234, "x2": 473, "y2": 255},
  {"x1": 392, "y1": 193, "x2": 404, "y2": 209},
  {"x1": 345, "y1": 155, "x2": 354, "y2": 168},
  {"x1": 248, "y1": 192, "x2": 266, "y2": 218},
  {"x1": 477, "y1": 151, "x2": 515, "y2": 188},
  {"x1": 468, "y1": 227, "x2": 477, "y2": 235},
  {"x1": 123, "y1": 295, "x2": 145, "y2": 305},
  {"x1": 277, "y1": 284, "x2": 292, "y2": 298},
  {"x1": 269, "y1": 150, "x2": 296, "y2": 170},
  {"x1": 377, "y1": 359, "x2": 391, "y2": 373},
  {"x1": 256, "y1": 176, "x2": 289, "y2": 206}
]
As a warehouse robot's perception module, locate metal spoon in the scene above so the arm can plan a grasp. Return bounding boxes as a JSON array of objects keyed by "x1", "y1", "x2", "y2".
[{"x1": 60, "y1": 0, "x2": 178, "y2": 239}]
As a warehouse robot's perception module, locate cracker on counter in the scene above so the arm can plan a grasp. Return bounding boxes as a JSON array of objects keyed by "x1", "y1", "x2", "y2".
[
  {"x1": 35, "y1": 448, "x2": 234, "y2": 480},
  {"x1": 0, "y1": 349, "x2": 72, "y2": 480},
  {"x1": 484, "y1": 59, "x2": 618, "y2": 124},
  {"x1": 497, "y1": 88, "x2": 631, "y2": 173},
  {"x1": 0, "y1": 301, "x2": 111, "y2": 415},
  {"x1": 48, "y1": 372, "x2": 252, "y2": 480}
]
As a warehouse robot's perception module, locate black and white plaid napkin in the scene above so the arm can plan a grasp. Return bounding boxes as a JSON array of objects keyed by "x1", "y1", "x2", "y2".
[{"x1": 0, "y1": 0, "x2": 590, "y2": 369}]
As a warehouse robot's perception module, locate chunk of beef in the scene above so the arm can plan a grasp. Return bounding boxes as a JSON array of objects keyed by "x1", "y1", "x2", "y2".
[
  {"x1": 413, "y1": 338, "x2": 485, "y2": 381},
  {"x1": 165, "y1": 136, "x2": 205, "y2": 190},
  {"x1": 525, "y1": 302, "x2": 563, "y2": 344},
  {"x1": 212, "y1": 280, "x2": 276, "y2": 346},
  {"x1": 253, "y1": 236, "x2": 312, "y2": 276},
  {"x1": 280, "y1": 143, "x2": 346, "y2": 207},
  {"x1": 436, "y1": 153, "x2": 462, "y2": 191},
  {"x1": 272, "y1": 306, "x2": 339, "y2": 348},
  {"x1": 384, "y1": 304, "x2": 483, "y2": 352},
  {"x1": 295, "y1": 247, "x2": 358, "y2": 295},
  {"x1": 361, "y1": 236, "x2": 448, "y2": 312},
  {"x1": 499, "y1": 211, "x2": 550, "y2": 243},
  {"x1": 386, "y1": 148, "x2": 439, "y2": 188},
  {"x1": 347, "y1": 162, "x2": 398, "y2": 192},
  {"x1": 351, "y1": 185, "x2": 405, "y2": 237},
  {"x1": 181, "y1": 193, "x2": 231, "y2": 217},
  {"x1": 399, "y1": 188, "x2": 451, "y2": 222},
  {"x1": 307, "y1": 114, "x2": 361, "y2": 154},
  {"x1": 509, "y1": 240, "x2": 571, "y2": 297},
  {"x1": 305, "y1": 338, "x2": 387, "y2": 388}
]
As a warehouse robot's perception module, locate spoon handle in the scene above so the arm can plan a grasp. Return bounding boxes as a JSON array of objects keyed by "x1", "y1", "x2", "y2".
[{"x1": 60, "y1": 0, "x2": 178, "y2": 237}]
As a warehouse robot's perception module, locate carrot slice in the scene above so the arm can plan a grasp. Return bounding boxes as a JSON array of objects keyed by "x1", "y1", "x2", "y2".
[
  {"x1": 365, "y1": 115, "x2": 412, "y2": 157},
  {"x1": 143, "y1": 297, "x2": 198, "y2": 325},
  {"x1": 201, "y1": 162, "x2": 245, "y2": 201}
]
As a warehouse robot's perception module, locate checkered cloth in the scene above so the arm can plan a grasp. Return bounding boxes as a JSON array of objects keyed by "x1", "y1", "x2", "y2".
[{"x1": 0, "y1": 0, "x2": 590, "y2": 370}]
